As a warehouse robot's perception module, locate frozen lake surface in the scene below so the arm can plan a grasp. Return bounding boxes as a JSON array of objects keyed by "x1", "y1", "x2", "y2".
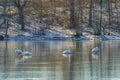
[{"x1": 0, "y1": 40, "x2": 120, "y2": 80}]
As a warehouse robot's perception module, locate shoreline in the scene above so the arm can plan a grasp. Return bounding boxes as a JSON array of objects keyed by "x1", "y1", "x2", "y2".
[{"x1": 2, "y1": 35, "x2": 120, "y2": 41}]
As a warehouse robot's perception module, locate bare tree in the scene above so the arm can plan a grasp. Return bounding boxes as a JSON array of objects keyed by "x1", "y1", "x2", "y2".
[
  {"x1": 89, "y1": 0, "x2": 93, "y2": 27},
  {"x1": 70, "y1": 0, "x2": 83, "y2": 37},
  {"x1": 115, "y1": 0, "x2": 119, "y2": 32},
  {"x1": 13, "y1": 0, "x2": 27, "y2": 30},
  {"x1": 3, "y1": 0, "x2": 7, "y2": 25},
  {"x1": 77, "y1": 0, "x2": 83, "y2": 36},
  {"x1": 99, "y1": 0, "x2": 103, "y2": 35},
  {"x1": 107, "y1": 0, "x2": 112, "y2": 25},
  {"x1": 3, "y1": 0, "x2": 9, "y2": 37}
]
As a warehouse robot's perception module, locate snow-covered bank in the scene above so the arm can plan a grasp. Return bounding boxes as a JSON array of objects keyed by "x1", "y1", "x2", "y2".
[
  {"x1": 4, "y1": 35, "x2": 89, "y2": 41},
  {"x1": 3, "y1": 29, "x2": 120, "y2": 41},
  {"x1": 0, "y1": 16, "x2": 120, "y2": 41}
]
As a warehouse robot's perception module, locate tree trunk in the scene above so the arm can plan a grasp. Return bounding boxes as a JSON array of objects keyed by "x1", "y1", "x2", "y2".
[
  {"x1": 108, "y1": 0, "x2": 112, "y2": 25},
  {"x1": 99, "y1": 0, "x2": 103, "y2": 35},
  {"x1": 3, "y1": 0, "x2": 7, "y2": 24},
  {"x1": 13, "y1": 0, "x2": 27, "y2": 30},
  {"x1": 18, "y1": 8, "x2": 25, "y2": 30},
  {"x1": 69, "y1": 0, "x2": 76, "y2": 28},
  {"x1": 76, "y1": 0, "x2": 83, "y2": 36},
  {"x1": 3, "y1": 0, "x2": 9, "y2": 37},
  {"x1": 115, "y1": 0, "x2": 119, "y2": 32},
  {"x1": 89, "y1": 0, "x2": 93, "y2": 27}
]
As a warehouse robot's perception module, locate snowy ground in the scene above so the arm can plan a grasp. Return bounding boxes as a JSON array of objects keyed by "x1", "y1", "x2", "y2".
[
  {"x1": 3, "y1": 27, "x2": 120, "y2": 41},
  {"x1": 0, "y1": 16, "x2": 120, "y2": 41}
]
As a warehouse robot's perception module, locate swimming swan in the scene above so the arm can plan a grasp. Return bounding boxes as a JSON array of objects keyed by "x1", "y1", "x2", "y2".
[
  {"x1": 92, "y1": 47, "x2": 100, "y2": 52},
  {"x1": 15, "y1": 49, "x2": 22, "y2": 54},
  {"x1": 63, "y1": 48, "x2": 72, "y2": 54}
]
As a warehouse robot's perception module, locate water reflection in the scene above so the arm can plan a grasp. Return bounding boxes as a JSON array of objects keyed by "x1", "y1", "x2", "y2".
[
  {"x1": 15, "y1": 57, "x2": 23, "y2": 65},
  {"x1": 0, "y1": 40, "x2": 120, "y2": 80},
  {"x1": 91, "y1": 52, "x2": 100, "y2": 59}
]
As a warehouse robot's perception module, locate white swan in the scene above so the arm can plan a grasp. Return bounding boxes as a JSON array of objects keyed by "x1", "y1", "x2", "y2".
[
  {"x1": 63, "y1": 47, "x2": 72, "y2": 54},
  {"x1": 63, "y1": 52, "x2": 71, "y2": 57},
  {"x1": 15, "y1": 49, "x2": 22, "y2": 54},
  {"x1": 22, "y1": 51, "x2": 32, "y2": 56},
  {"x1": 92, "y1": 47, "x2": 100, "y2": 52},
  {"x1": 21, "y1": 51, "x2": 32, "y2": 60},
  {"x1": 91, "y1": 47, "x2": 100, "y2": 59}
]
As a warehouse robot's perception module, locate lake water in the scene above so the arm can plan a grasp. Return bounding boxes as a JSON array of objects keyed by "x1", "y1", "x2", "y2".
[{"x1": 0, "y1": 40, "x2": 120, "y2": 80}]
